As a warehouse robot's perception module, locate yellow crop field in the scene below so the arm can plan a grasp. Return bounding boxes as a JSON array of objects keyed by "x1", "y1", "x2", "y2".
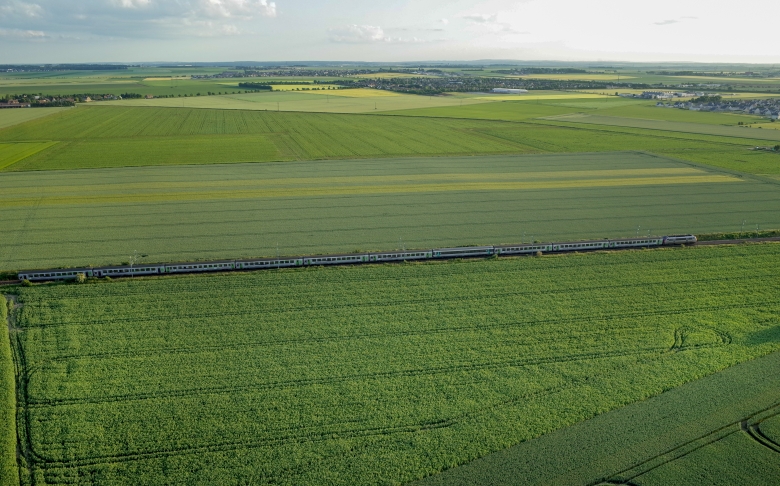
[
  {"x1": 0, "y1": 169, "x2": 739, "y2": 207},
  {"x1": 0, "y1": 167, "x2": 707, "y2": 197},
  {"x1": 270, "y1": 84, "x2": 342, "y2": 91},
  {"x1": 302, "y1": 88, "x2": 402, "y2": 97},
  {"x1": 100, "y1": 91, "x2": 490, "y2": 113}
]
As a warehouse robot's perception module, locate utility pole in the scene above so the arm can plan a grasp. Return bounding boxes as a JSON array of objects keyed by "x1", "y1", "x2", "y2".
[{"x1": 129, "y1": 251, "x2": 146, "y2": 277}]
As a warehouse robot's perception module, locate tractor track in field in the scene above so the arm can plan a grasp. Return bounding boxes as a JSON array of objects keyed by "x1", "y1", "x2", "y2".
[
  {"x1": 595, "y1": 401, "x2": 780, "y2": 485},
  {"x1": 25, "y1": 346, "x2": 674, "y2": 408},
  {"x1": 27, "y1": 377, "x2": 582, "y2": 469}
]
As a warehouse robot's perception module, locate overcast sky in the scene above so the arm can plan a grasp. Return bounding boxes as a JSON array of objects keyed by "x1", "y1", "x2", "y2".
[{"x1": 1, "y1": 0, "x2": 779, "y2": 64}]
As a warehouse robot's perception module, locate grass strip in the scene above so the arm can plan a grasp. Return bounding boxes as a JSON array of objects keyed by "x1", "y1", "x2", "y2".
[{"x1": 0, "y1": 296, "x2": 18, "y2": 486}]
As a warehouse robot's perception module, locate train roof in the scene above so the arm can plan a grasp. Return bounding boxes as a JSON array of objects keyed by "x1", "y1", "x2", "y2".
[
  {"x1": 235, "y1": 256, "x2": 304, "y2": 262},
  {"x1": 96, "y1": 263, "x2": 165, "y2": 270},
  {"x1": 434, "y1": 246, "x2": 494, "y2": 251},
  {"x1": 304, "y1": 253, "x2": 369, "y2": 258},
  {"x1": 19, "y1": 267, "x2": 93, "y2": 274},
  {"x1": 164, "y1": 260, "x2": 236, "y2": 266}
]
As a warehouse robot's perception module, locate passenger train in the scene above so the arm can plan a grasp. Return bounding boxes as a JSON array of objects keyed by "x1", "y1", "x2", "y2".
[{"x1": 18, "y1": 235, "x2": 697, "y2": 282}]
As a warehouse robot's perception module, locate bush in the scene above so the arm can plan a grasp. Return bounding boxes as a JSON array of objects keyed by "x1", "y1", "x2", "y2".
[
  {"x1": 75, "y1": 273, "x2": 86, "y2": 284},
  {"x1": 21, "y1": 279, "x2": 31, "y2": 287}
]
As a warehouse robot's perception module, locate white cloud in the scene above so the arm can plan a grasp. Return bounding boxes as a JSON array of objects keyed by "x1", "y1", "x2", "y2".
[
  {"x1": 654, "y1": 19, "x2": 678, "y2": 26},
  {"x1": 199, "y1": 0, "x2": 276, "y2": 19},
  {"x1": 463, "y1": 13, "x2": 497, "y2": 23},
  {"x1": 328, "y1": 24, "x2": 436, "y2": 44},
  {"x1": 0, "y1": 1, "x2": 43, "y2": 17},
  {"x1": 439, "y1": 18, "x2": 448, "y2": 25},
  {"x1": 0, "y1": 27, "x2": 46, "y2": 38},
  {"x1": 330, "y1": 24, "x2": 386, "y2": 43},
  {"x1": 117, "y1": 0, "x2": 151, "y2": 8}
]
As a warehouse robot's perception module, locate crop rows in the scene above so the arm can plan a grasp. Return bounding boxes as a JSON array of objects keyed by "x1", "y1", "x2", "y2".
[
  {"x1": 0, "y1": 105, "x2": 776, "y2": 173},
  {"x1": 2, "y1": 152, "x2": 780, "y2": 270},
  {"x1": 11, "y1": 243, "x2": 780, "y2": 485}
]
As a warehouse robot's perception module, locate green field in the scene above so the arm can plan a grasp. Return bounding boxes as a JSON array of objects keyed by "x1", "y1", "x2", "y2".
[
  {"x1": 387, "y1": 97, "x2": 761, "y2": 125},
  {"x1": 414, "y1": 347, "x2": 780, "y2": 486},
  {"x1": 3, "y1": 152, "x2": 780, "y2": 270},
  {"x1": 6, "y1": 243, "x2": 780, "y2": 485},
  {"x1": 0, "y1": 142, "x2": 58, "y2": 171},
  {"x1": 0, "y1": 108, "x2": 71, "y2": 130},
  {"x1": 0, "y1": 106, "x2": 532, "y2": 170},
  {"x1": 1, "y1": 105, "x2": 779, "y2": 176},
  {"x1": 545, "y1": 114, "x2": 780, "y2": 142}
]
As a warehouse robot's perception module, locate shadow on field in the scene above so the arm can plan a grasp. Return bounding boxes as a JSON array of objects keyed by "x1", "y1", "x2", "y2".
[{"x1": 746, "y1": 325, "x2": 780, "y2": 346}]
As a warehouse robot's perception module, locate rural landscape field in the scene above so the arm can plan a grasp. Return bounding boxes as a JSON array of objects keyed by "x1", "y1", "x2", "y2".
[{"x1": 2, "y1": 3, "x2": 780, "y2": 484}]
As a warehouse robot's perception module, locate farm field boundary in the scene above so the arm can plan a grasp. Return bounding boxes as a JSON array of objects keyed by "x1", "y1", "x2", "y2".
[
  {"x1": 412, "y1": 349, "x2": 780, "y2": 486},
  {"x1": 542, "y1": 114, "x2": 780, "y2": 142},
  {"x1": 10, "y1": 244, "x2": 780, "y2": 484}
]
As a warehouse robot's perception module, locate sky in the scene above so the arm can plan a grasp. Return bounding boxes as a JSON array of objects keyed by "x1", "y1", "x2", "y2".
[{"x1": 1, "y1": 0, "x2": 779, "y2": 64}]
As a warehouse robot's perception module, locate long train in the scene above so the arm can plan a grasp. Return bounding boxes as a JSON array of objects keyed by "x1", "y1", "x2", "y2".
[{"x1": 18, "y1": 235, "x2": 697, "y2": 282}]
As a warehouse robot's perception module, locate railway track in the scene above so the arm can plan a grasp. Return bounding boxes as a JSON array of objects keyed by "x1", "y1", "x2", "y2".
[{"x1": 3, "y1": 235, "x2": 779, "y2": 286}]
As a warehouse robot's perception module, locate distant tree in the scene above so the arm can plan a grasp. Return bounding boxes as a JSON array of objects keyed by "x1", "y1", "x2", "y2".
[{"x1": 774, "y1": 145, "x2": 780, "y2": 151}]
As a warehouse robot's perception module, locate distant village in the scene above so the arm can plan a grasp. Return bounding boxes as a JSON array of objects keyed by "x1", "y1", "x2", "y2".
[
  {"x1": 617, "y1": 91, "x2": 780, "y2": 120},
  {"x1": 660, "y1": 95, "x2": 779, "y2": 119}
]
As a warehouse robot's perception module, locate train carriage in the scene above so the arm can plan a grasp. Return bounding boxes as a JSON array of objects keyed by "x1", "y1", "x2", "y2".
[
  {"x1": 370, "y1": 250, "x2": 433, "y2": 262},
  {"x1": 432, "y1": 246, "x2": 494, "y2": 259},
  {"x1": 93, "y1": 265, "x2": 164, "y2": 278},
  {"x1": 610, "y1": 237, "x2": 664, "y2": 249},
  {"x1": 551, "y1": 240, "x2": 610, "y2": 252},
  {"x1": 18, "y1": 268, "x2": 94, "y2": 282},
  {"x1": 495, "y1": 244, "x2": 553, "y2": 255},
  {"x1": 304, "y1": 254, "x2": 370, "y2": 266},
  {"x1": 235, "y1": 257, "x2": 303, "y2": 270},
  {"x1": 163, "y1": 261, "x2": 235, "y2": 274}
]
